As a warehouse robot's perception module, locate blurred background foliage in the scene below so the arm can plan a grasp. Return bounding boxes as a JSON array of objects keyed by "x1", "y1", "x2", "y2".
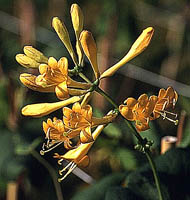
[{"x1": 0, "y1": 0, "x2": 190, "y2": 199}]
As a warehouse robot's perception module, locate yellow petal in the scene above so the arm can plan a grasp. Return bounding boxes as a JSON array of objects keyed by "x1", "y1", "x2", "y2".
[
  {"x1": 55, "y1": 82, "x2": 69, "y2": 100},
  {"x1": 52, "y1": 17, "x2": 78, "y2": 65},
  {"x1": 58, "y1": 57, "x2": 68, "y2": 75},
  {"x1": 81, "y1": 92, "x2": 93, "y2": 107},
  {"x1": 80, "y1": 127, "x2": 94, "y2": 144},
  {"x1": 16, "y1": 54, "x2": 40, "y2": 68},
  {"x1": 100, "y1": 27, "x2": 154, "y2": 79},
  {"x1": 23, "y1": 46, "x2": 48, "y2": 63},
  {"x1": 80, "y1": 30, "x2": 100, "y2": 79},
  {"x1": 22, "y1": 96, "x2": 83, "y2": 117},
  {"x1": 39, "y1": 64, "x2": 48, "y2": 74},
  {"x1": 124, "y1": 98, "x2": 137, "y2": 108},
  {"x1": 48, "y1": 57, "x2": 58, "y2": 69},
  {"x1": 119, "y1": 105, "x2": 134, "y2": 121},
  {"x1": 20, "y1": 73, "x2": 55, "y2": 92}
]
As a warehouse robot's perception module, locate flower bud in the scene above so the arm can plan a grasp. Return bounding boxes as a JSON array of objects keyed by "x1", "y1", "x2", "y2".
[
  {"x1": 52, "y1": 17, "x2": 78, "y2": 65},
  {"x1": 80, "y1": 30, "x2": 100, "y2": 79},
  {"x1": 16, "y1": 54, "x2": 40, "y2": 68},
  {"x1": 24, "y1": 46, "x2": 48, "y2": 63},
  {"x1": 22, "y1": 96, "x2": 83, "y2": 117},
  {"x1": 100, "y1": 27, "x2": 154, "y2": 79}
]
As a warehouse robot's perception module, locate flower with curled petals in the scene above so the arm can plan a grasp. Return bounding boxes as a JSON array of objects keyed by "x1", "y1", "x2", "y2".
[
  {"x1": 54, "y1": 124, "x2": 105, "y2": 181},
  {"x1": 63, "y1": 102, "x2": 117, "y2": 143},
  {"x1": 20, "y1": 56, "x2": 91, "y2": 100},
  {"x1": 119, "y1": 94, "x2": 157, "y2": 132},
  {"x1": 41, "y1": 117, "x2": 80, "y2": 155},
  {"x1": 152, "y1": 87, "x2": 178, "y2": 124}
]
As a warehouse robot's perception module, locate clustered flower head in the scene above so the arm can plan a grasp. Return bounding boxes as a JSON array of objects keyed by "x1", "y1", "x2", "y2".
[
  {"x1": 119, "y1": 87, "x2": 178, "y2": 132},
  {"x1": 16, "y1": 3, "x2": 178, "y2": 181}
]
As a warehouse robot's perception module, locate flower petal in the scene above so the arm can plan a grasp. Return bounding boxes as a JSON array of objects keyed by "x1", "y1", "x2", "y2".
[{"x1": 55, "y1": 82, "x2": 69, "y2": 100}]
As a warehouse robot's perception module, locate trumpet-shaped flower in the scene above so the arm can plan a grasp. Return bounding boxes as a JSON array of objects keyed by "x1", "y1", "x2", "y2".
[
  {"x1": 63, "y1": 102, "x2": 117, "y2": 143},
  {"x1": 20, "y1": 56, "x2": 91, "y2": 100},
  {"x1": 54, "y1": 124, "x2": 105, "y2": 181},
  {"x1": 119, "y1": 94, "x2": 157, "y2": 132}
]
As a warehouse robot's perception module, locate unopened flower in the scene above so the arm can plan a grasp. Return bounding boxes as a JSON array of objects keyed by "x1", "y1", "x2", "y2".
[
  {"x1": 152, "y1": 87, "x2": 178, "y2": 125},
  {"x1": 54, "y1": 124, "x2": 105, "y2": 181},
  {"x1": 80, "y1": 30, "x2": 100, "y2": 79},
  {"x1": 21, "y1": 96, "x2": 83, "y2": 117},
  {"x1": 100, "y1": 27, "x2": 154, "y2": 79},
  {"x1": 119, "y1": 94, "x2": 157, "y2": 132},
  {"x1": 16, "y1": 54, "x2": 40, "y2": 68}
]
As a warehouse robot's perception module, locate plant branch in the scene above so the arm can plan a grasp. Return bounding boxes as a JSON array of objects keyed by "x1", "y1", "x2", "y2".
[{"x1": 31, "y1": 150, "x2": 64, "y2": 200}]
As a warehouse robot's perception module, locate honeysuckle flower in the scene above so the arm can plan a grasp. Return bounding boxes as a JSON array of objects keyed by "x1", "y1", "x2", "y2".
[
  {"x1": 41, "y1": 117, "x2": 79, "y2": 154},
  {"x1": 21, "y1": 96, "x2": 83, "y2": 117},
  {"x1": 80, "y1": 30, "x2": 100, "y2": 79},
  {"x1": 119, "y1": 94, "x2": 157, "y2": 132},
  {"x1": 54, "y1": 124, "x2": 105, "y2": 181},
  {"x1": 100, "y1": 27, "x2": 154, "y2": 79},
  {"x1": 20, "y1": 56, "x2": 91, "y2": 100},
  {"x1": 152, "y1": 87, "x2": 178, "y2": 124},
  {"x1": 63, "y1": 102, "x2": 117, "y2": 143}
]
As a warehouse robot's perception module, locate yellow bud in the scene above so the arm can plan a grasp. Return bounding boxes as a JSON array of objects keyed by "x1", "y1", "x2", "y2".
[
  {"x1": 16, "y1": 54, "x2": 40, "y2": 68},
  {"x1": 100, "y1": 27, "x2": 154, "y2": 79},
  {"x1": 70, "y1": 4, "x2": 84, "y2": 36},
  {"x1": 22, "y1": 96, "x2": 83, "y2": 117},
  {"x1": 80, "y1": 30, "x2": 100, "y2": 79},
  {"x1": 52, "y1": 17, "x2": 78, "y2": 65},
  {"x1": 23, "y1": 46, "x2": 48, "y2": 63}
]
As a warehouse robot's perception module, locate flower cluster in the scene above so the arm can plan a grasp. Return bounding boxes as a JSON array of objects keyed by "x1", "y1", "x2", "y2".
[
  {"x1": 16, "y1": 3, "x2": 176, "y2": 181},
  {"x1": 119, "y1": 87, "x2": 178, "y2": 132}
]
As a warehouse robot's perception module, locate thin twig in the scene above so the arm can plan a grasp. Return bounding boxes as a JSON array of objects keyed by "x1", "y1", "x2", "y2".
[{"x1": 31, "y1": 150, "x2": 64, "y2": 200}]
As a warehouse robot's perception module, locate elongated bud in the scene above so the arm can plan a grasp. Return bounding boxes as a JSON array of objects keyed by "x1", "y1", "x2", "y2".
[
  {"x1": 22, "y1": 96, "x2": 83, "y2": 117},
  {"x1": 16, "y1": 54, "x2": 40, "y2": 68},
  {"x1": 100, "y1": 27, "x2": 154, "y2": 79},
  {"x1": 80, "y1": 30, "x2": 100, "y2": 79},
  {"x1": 70, "y1": 4, "x2": 84, "y2": 36},
  {"x1": 52, "y1": 17, "x2": 78, "y2": 65},
  {"x1": 24, "y1": 46, "x2": 48, "y2": 63}
]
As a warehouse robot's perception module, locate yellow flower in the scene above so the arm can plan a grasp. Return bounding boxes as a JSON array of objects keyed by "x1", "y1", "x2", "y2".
[
  {"x1": 100, "y1": 27, "x2": 154, "y2": 79},
  {"x1": 41, "y1": 117, "x2": 79, "y2": 154},
  {"x1": 152, "y1": 87, "x2": 178, "y2": 124},
  {"x1": 63, "y1": 102, "x2": 117, "y2": 143},
  {"x1": 20, "y1": 57, "x2": 91, "y2": 100},
  {"x1": 54, "y1": 124, "x2": 105, "y2": 181},
  {"x1": 119, "y1": 94, "x2": 157, "y2": 132}
]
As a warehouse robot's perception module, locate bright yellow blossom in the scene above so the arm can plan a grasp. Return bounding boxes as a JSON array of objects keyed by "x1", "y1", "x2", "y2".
[
  {"x1": 119, "y1": 94, "x2": 157, "y2": 132},
  {"x1": 54, "y1": 124, "x2": 105, "y2": 181}
]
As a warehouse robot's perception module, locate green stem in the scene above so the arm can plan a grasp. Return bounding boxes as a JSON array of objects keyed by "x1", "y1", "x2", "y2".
[
  {"x1": 78, "y1": 72, "x2": 92, "y2": 84},
  {"x1": 95, "y1": 87, "x2": 119, "y2": 111},
  {"x1": 96, "y1": 87, "x2": 163, "y2": 200},
  {"x1": 145, "y1": 151, "x2": 164, "y2": 200},
  {"x1": 31, "y1": 150, "x2": 64, "y2": 200}
]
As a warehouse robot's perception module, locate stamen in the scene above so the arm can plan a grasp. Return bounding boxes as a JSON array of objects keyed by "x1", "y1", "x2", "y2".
[
  {"x1": 58, "y1": 159, "x2": 64, "y2": 165},
  {"x1": 40, "y1": 141, "x2": 63, "y2": 155},
  {"x1": 163, "y1": 116, "x2": 178, "y2": 125},
  {"x1": 164, "y1": 110, "x2": 177, "y2": 118},
  {"x1": 59, "y1": 162, "x2": 73, "y2": 175},
  {"x1": 58, "y1": 163, "x2": 77, "y2": 182}
]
